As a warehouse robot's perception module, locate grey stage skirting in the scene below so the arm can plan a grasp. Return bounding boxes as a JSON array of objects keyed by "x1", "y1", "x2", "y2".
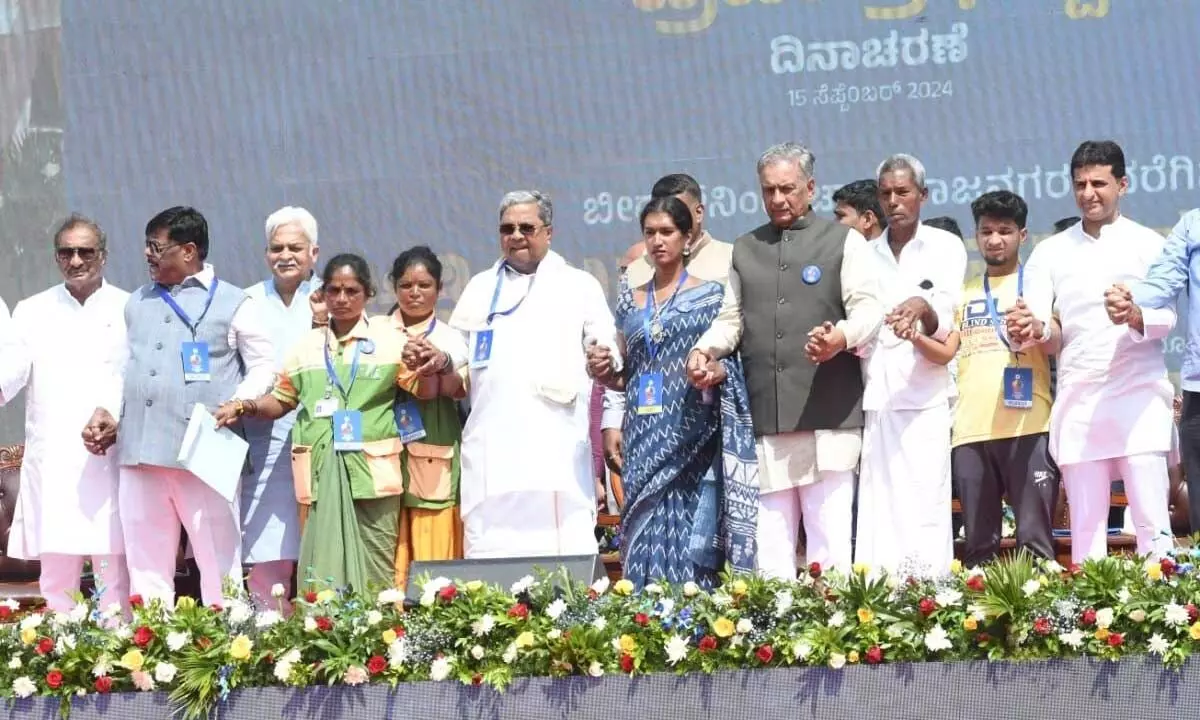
[{"x1": 5, "y1": 657, "x2": 1196, "y2": 720}]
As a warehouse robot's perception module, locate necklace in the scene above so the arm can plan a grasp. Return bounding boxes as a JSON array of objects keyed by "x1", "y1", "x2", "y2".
[{"x1": 645, "y1": 271, "x2": 688, "y2": 344}]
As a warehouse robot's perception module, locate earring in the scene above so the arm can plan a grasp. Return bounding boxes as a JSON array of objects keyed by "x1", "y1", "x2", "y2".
[{"x1": 682, "y1": 247, "x2": 692, "y2": 258}]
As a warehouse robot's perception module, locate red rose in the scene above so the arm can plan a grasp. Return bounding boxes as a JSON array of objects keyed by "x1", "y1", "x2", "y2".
[
  {"x1": 808, "y1": 562, "x2": 822, "y2": 579},
  {"x1": 1033, "y1": 617, "x2": 1052, "y2": 636},
  {"x1": 1187, "y1": 604, "x2": 1199, "y2": 623},
  {"x1": 133, "y1": 626, "x2": 155, "y2": 648},
  {"x1": 633, "y1": 613, "x2": 649, "y2": 626},
  {"x1": 1160, "y1": 557, "x2": 1176, "y2": 578},
  {"x1": 36, "y1": 637, "x2": 54, "y2": 655},
  {"x1": 1068, "y1": 563, "x2": 1082, "y2": 576},
  {"x1": 129, "y1": 594, "x2": 144, "y2": 609},
  {"x1": 471, "y1": 673, "x2": 483, "y2": 686},
  {"x1": 437, "y1": 584, "x2": 458, "y2": 603},
  {"x1": 367, "y1": 655, "x2": 387, "y2": 675},
  {"x1": 918, "y1": 598, "x2": 936, "y2": 617},
  {"x1": 305, "y1": 591, "x2": 318, "y2": 603},
  {"x1": 507, "y1": 603, "x2": 529, "y2": 619},
  {"x1": 1107, "y1": 632, "x2": 1124, "y2": 647},
  {"x1": 46, "y1": 670, "x2": 64, "y2": 689},
  {"x1": 620, "y1": 653, "x2": 635, "y2": 673},
  {"x1": 393, "y1": 625, "x2": 406, "y2": 638},
  {"x1": 865, "y1": 646, "x2": 884, "y2": 665},
  {"x1": 94, "y1": 676, "x2": 112, "y2": 694},
  {"x1": 965, "y1": 576, "x2": 985, "y2": 592},
  {"x1": 755, "y1": 644, "x2": 774, "y2": 664},
  {"x1": 316, "y1": 616, "x2": 334, "y2": 632},
  {"x1": 0, "y1": 606, "x2": 11, "y2": 619},
  {"x1": 1080, "y1": 608, "x2": 1097, "y2": 627}
]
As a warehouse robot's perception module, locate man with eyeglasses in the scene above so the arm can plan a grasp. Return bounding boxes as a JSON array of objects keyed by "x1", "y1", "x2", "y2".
[
  {"x1": 0, "y1": 214, "x2": 131, "y2": 613},
  {"x1": 82, "y1": 206, "x2": 275, "y2": 606},
  {"x1": 448, "y1": 190, "x2": 620, "y2": 558}
]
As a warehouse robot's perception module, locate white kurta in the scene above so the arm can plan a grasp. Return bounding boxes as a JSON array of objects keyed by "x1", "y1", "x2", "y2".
[
  {"x1": 0, "y1": 283, "x2": 128, "y2": 559},
  {"x1": 449, "y1": 251, "x2": 620, "y2": 558},
  {"x1": 239, "y1": 277, "x2": 315, "y2": 564},
  {"x1": 1024, "y1": 216, "x2": 1175, "y2": 465}
]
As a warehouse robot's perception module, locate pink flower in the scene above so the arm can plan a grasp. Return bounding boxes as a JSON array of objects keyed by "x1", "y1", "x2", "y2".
[
  {"x1": 342, "y1": 666, "x2": 368, "y2": 686},
  {"x1": 131, "y1": 671, "x2": 155, "y2": 692}
]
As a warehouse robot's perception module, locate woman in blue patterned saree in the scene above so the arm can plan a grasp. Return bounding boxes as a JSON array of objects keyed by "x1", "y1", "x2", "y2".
[{"x1": 588, "y1": 195, "x2": 758, "y2": 589}]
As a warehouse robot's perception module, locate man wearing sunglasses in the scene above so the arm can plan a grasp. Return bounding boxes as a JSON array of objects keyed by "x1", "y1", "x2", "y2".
[{"x1": 0, "y1": 214, "x2": 131, "y2": 613}]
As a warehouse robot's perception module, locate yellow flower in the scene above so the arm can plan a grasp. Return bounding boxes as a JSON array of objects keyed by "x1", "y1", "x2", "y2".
[
  {"x1": 19, "y1": 627, "x2": 36, "y2": 645},
  {"x1": 618, "y1": 634, "x2": 637, "y2": 653},
  {"x1": 852, "y1": 562, "x2": 869, "y2": 576},
  {"x1": 382, "y1": 629, "x2": 398, "y2": 646},
  {"x1": 1038, "y1": 575, "x2": 1048, "y2": 587},
  {"x1": 713, "y1": 618, "x2": 735, "y2": 638},
  {"x1": 1094, "y1": 628, "x2": 1109, "y2": 641},
  {"x1": 229, "y1": 634, "x2": 254, "y2": 661},
  {"x1": 613, "y1": 579, "x2": 635, "y2": 596},
  {"x1": 175, "y1": 596, "x2": 197, "y2": 611},
  {"x1": 516, "y1": 631, "x2": 536, "y2": 649},
  {"x1": 949, "y1": 559, "x2": 963, "y2": 574},
  {"x1": 464, "y1": 580, "x2": 484, "y2": 593},
  {"x1": 730, "y1": 579, "x2": 748, "y2": 596},
  {"x1": 856, "y1": 608, "x2": 875, "y2": 625},
  {"x1": 1146, "y1": 563, "x2": 1163, "y2": 581},
  {"x1": 316, "y1": 589, "x2": 337, "y2": 604},
  {"x1": 847, "y1": 650, "x2": 860, "y2": 664},
  {"x1": 963, "y1": 617, "x2": 978, "y2": 632},
  {"x1": 1190, "y1": 622, "x2": 1200, "y2": 641},
  {"x1": 121, "y1": 649, "x2": 145, "y2": 672}
]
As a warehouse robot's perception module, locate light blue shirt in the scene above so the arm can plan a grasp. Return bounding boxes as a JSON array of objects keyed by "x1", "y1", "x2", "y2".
[{"x1": 1132, "y1": 209, "x2": 1200, "y2": 390}]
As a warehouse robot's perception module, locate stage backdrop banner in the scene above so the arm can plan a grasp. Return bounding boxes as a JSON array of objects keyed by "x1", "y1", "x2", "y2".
[{"x1": 55, "y1": 0, "x2": 1200, "y2": 369}]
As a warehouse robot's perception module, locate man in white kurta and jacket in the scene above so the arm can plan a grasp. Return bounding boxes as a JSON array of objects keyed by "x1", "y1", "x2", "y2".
[
  {"x1": 1017, "y1": 140, "x2": 1175, "y2": 563},
  {"x1": 0, "y1": 215, "x2": 130, "y2": 612},
  {"x1": 450, "y1": 190, "x2": 620, "y2": 558}
]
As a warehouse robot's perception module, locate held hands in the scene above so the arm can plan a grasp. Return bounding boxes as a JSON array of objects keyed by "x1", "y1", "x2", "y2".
[
  {"x1": 685, "y1": 349, "x2": 725, "y2": 390},
  {"x1": 310, "y1": 289, "x2": 329, "y2": 326},
  {"x1": 81, "y1": 408, "x2": 118, "y2": 456},
  {"x1": 886, "y1": 296, "x2": 932, "y2": 341},
  {"x1": 586, "y1": 341, "x2": 617, "y2": 385},
  {"x1": 1003, "y1": 298, "x2": 1039, "y2": 345},
  {"x1": 212, "y1": 400, "x2": 244, "y2": 429},
  {"x1": 403, "y1": 335, "x2": 449, "y2": 377},
  {"x1": 805, "y1": 321, "x2": 847, "y2": 363},
  {"x1": 1104, "y1": 283, "x2": 1141, "y2": 327}
]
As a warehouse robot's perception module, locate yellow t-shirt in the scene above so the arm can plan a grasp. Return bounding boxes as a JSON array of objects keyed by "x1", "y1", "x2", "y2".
[{"x1": 951, "y1": 271, "x2": 1052, "y2": 447}]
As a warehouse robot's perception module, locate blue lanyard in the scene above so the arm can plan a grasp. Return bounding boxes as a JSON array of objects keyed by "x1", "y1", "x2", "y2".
[
  {"x1": 641, "y1": 271, "x2": 688, "y2": 364},
  {"x1": 487, "y1": 264, "x2": 534, "y2": 324},
  {"x1": 982, "y1": 265, "x2": 1023, "y2": 356},
  {"x1": 323, "y1": 329, "x2": 363, "y2": 400},
  {"x1": 157, "y1": 279, "x2": 219, "y2": 338}
]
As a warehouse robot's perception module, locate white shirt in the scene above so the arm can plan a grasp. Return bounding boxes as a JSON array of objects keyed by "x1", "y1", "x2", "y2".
[
  {"x1": 0, "y1": 282, "x2": 129, "y2": 557},
  {"x1": 190, "y1": 264, "x2": 277, "y2": 400},
  {"x1": 862, "y1": 224, "x2": 968, "y2": 412},
  {"x1": 1024, "y1": 215, "x2": 1175, "y2": 464}
]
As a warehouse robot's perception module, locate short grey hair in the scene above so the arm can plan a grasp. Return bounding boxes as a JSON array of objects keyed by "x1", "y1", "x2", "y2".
[
  {"x1": 265, "y1": 206, "x2": 319, "y2": 247},
  {"x1": 53, "y1": 213, "x2": 106, "y2": 252},
  {"x1": 757, "y1": 142, "x2": 816, "y2": 180},
  {"x1": 499, "y1": 190, "x2": 553, "y2": 226},
  {"x1": 876, "y1": 153, "x2": 927, "y2": 190}
]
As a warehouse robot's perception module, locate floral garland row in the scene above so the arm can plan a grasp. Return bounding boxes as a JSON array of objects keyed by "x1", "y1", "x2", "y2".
[{"x1": 2, "y1": 549, "x2": 1200, "y2": 719}]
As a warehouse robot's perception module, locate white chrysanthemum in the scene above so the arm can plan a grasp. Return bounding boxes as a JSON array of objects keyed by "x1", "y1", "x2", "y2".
[
  {"x1": 114, "y1": 625, "x2": 132, "y2": 641},
  {"x1": 711, "y1": 592, "x2": 733, "y2": 608},
  {"x1": 7, "y1": 655, "x2": 20, "y2": 670},
  {"x1": 510, "y1": 575, "x2": 536, "y2": 595},
  {"x1": 1043, "y1": 560, "x2": 1065, "y2": 574},
  {"x1": 155, "y1": 662, "x2": 179, "y2": 684},
  {"x1": 547, "y1": 628, "x2": 562, "y2": 640},
  {"x1": 682, "y1": 582, "x2": 700, "y2": 598},
  {"x1": 924, "y1": 625, "x2": 953, "y2": 652},
  {"x1": 793, "y1": 643, "x2": 812, "y2": 660},
  {"x1": 470, "y1": 645, "x2": 485, "y2": 660},
  {"x1": 828, "y1": 653, "x2": 846, "y2": 670},
  {"x1": 735, "y1": 618, "x2": 753, "y2": 634},
  {"x1": 377, "y1": 588, "x2": 403, "y2": 606},
  {"x1": 935, "y1": 588, "x2": 963, "y2": 607},
  {"x1": 587, "y1": 661, "x2": 604, "y2": 677},
  {"x1": 592, "y1": 616, "x2": 607, "y2": 631},
  {"x1": 11, "y1": 677, "x2": 36, "y2": 699},
  {"x1": 1058, "y1": 629, "x2": 1085, "y2": 649},
  {"x1": 774, "y1": 591, "x2": 794, "y2": 618},
  {"x1": 1021, "y1": 580, "x2": 1041, "y2": 597},
  {"x1": 92, "y1": 657, "x2": 113, "y2": 678},
  {"x1": 664, "y1": 635, "x2": 688, "y2": 665},
  {"x1": 69, "y1": 603, "x2": 89, "y2": 624},
  {"x1": 828, "y1": 611, "x2": 846, "y2": 628},
  {"x1": 365, "y1": 610, "x2": 384, "y2": 627},
  {"x1": 19, "y1": 613, "x2": 43, "y2": 630},
  {"x1": 227, "y1": 600, "x2": 253, "y2": 625},
  {"x1": 471, "y1": 614, "x2": 496, "y2": 637},
  {"x1": 423, "y1": 577, "x2": 452, "y2": 595},
  {"x1": 388, "y1": 639, "x2": 409, "y2": 669},
  {"x1": 644, "y1": 583, "x2": 664, "y2": 595},
  {"x1": 1148, "y1": 634, "x2": 1169, "y2": 655},
  {"x1": 166, "y1": 631, "x2": 191, "y2": 652},
  {"x1": 1117, "y1": 588, "x2": 1132, "y2": 604},
  {"x1": 55, "y1": 634, "x2": 77, "y2": 654},
  {"x1": 502, "y1": 643, "x2": 518, "y2": 664},
  {"x1": 304, "y1": 617, "x2": 319, "y2": 632},
  {"x1": 546, "y1": 598, "x2": 567, "y2": 620},
  {"x1": 1095, "y1": 608, "x2": 1114, "y2": 630},
  {"x1": 429, "y1": 657, "x2": 452, "y2": 682},
  {"x1": 1164, "y1": 602, "x2": 1190, "y2": 626},
  {"x1": 656, "y1": 598, "x2": 676, "y2": 617}
]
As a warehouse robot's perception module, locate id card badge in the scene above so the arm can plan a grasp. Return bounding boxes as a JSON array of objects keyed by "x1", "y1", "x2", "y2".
[
  {"x1": 181, "y1": 341, "x2": 211, "y2": 382},
  {"x1": 1003, "y1": 366, "x2": 1033, "y2": 410},
  {"x1": 636, "y1": 372, "x2": 664, "y2": 415},
  {"x1": 332, "y1": 409, "x2": 364, "y2": 451},
  {"x1": 394, "y1": 401, "x2": 427, "y2": 443},
  {"x1": 313, "y1": 394, "x2": 339, "y2": 418},
  {"x1": 471, "y1": 329, "x2": 494, "y2": 369}
]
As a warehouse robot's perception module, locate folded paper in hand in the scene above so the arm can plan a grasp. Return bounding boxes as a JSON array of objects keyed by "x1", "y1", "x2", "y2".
[{"x1": 177, "y1": 403, "x2": 248, "y2": 502}]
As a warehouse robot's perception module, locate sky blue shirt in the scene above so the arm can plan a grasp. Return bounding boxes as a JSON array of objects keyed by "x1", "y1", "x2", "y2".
[{"x1": 1132, "y1": 210, "x2": 1200, "y2": 391}]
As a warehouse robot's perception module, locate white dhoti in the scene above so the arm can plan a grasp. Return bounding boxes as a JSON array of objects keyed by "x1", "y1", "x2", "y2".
[
  {"x1": 1061, "y1": 453, "x2": 1173, "y2": 563},
  {"x1": 856, "y1": 406, "x2": 953, "y2": 576},
  {"x1": 463, "y1": 492, "x2": 596, "y2": 558},
  {"x1": 119, "y1": 464, "x2": 243, "y2": 606}
]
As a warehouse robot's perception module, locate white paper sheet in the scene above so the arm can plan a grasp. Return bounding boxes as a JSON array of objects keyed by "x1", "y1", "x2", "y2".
[{"x1": 177, "y1": 403, "x2": 248, "y2": 502}]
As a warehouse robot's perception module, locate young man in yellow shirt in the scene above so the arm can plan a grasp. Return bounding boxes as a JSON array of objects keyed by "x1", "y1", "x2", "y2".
[{"x1": 952, "y1": 190, "x2": 1061, "y2": 566}]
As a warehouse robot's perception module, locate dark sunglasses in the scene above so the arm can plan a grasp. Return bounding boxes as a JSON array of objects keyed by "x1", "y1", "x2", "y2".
[
  {"x1": 55, "y1": 247, "x2": 101, "y2": 262},
  {"x1": 499, "y1": 222, "x2": 545, "y2": 237}
]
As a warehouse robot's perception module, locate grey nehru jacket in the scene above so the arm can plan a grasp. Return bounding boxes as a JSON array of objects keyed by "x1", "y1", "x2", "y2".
[
  {"x1": 119, "y1": 279, "x2": 247, "y2": 468},
  {"x1": 734, "y1": 214, "x2": 865, "y2": 436}
]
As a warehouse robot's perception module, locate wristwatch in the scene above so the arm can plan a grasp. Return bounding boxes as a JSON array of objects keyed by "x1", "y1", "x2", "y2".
[{"x1": 1036, "y1": 320, "x2": 1052, "y2": 344}]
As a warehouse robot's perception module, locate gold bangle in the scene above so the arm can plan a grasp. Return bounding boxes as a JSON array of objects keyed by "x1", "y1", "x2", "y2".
[{"x1": 234, "y1": 400, "x2": 245, "y2": 417}]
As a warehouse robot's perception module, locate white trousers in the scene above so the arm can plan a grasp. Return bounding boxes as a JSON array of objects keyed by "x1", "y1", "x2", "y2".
[
  {"x1": 856, "y1": 407, "x2": 953, "y2": 576},
  {"x1": 1061, "y1": 452, "x2": 1173, "y2": 563},
  {"x1": 246, "y1": 560, "x2": 295, "y2": 613},
  {"x1": 39, "y1": 553, "x2": 129, "y2": 614},
  {"x1": 464, "y1": 492, "x2": 596, "y2": 559},
  {"x1": 119, "y1": 465, "x2": 242, "y2": 607},
  {"x1": 756, "y1": 470, "x2": 854, "y2": 579}
]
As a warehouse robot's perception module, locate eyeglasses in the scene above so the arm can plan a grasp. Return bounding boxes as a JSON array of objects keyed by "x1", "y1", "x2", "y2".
[
  {"x1": 55, "y1": 247, "x2": 100, "y2": 262},
  {"x1": 499, "y1": 223, "x2": 546, "y2": 237},
  {"x1": 145, "y1": 239, "x2": 184, "y2": 256}
]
